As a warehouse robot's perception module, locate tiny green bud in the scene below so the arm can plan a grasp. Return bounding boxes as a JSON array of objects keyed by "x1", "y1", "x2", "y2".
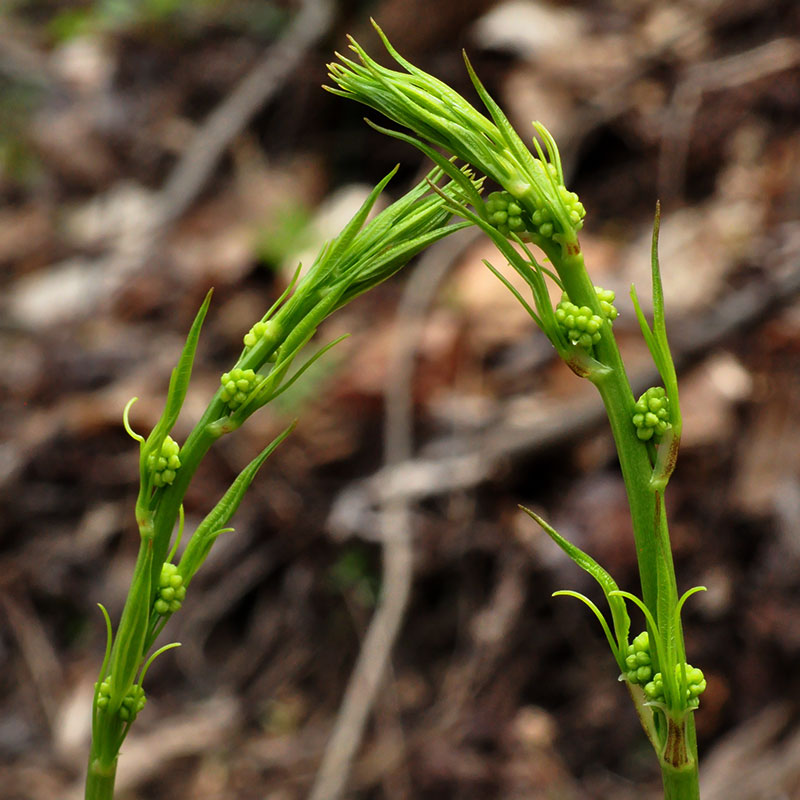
[
  {"x1": 243, "y1": 318, "x2": 281, "y2": 349},
  {"x1": 683, "y1": 665, "x2": 707, "y2": 705},
  {"x1": 485, "y1": 191, "x2": 531, "y2": 237},
  {"x1": 557, "y1": 185, "x2": 586, "y2": 229},
  {"x1": 643, "y1": 662, "x2": 707, "y2": 709},
  {"x1": 147, "y1": 435, "x2": 181, "y2": 488},
  {"x1": 96, "y1": 679, "x2": 111, "y2": 709},
  {"x1": 96, "y1": 677, "x2": 147, "y2": 722},
  {"x1": 632, "y1": 386, "x2": 670, "y2": 442},
  {"x1": 220, "y1": 367, "x2": 259, "y2": 411},
  {"x1": 594, "y1": 286, "x2": 618, "y2": 322},
  {"x1": 644, "y1": 673, "x2": 664, "y2": 702},
  {"x1": 154, "y1": 562, "x2": 186, "y2": 616},
  {"x1": 623, "y1": 631, "x2": 653, "y2": 685},
  {"x1": 117, "y1": 684, "x2": 146, "y2": 722},
  {"x1": 554, "y1": 286, "x2": 617, "y2": 350},
  {"x1": 555, "y1": 296, "x2": 602, "y2": 349}
]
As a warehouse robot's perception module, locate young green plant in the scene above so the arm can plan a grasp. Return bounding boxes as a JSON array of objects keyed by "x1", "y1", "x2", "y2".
[
  {"x1": 84, "y1": 166, "x2": 479, "y2": 800},
  {"x1": 328, "y1": 22, "x2": 707, "y2": 799}
]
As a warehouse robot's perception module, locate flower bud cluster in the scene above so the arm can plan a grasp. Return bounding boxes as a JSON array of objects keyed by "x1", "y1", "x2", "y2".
[
  {"x1": 243, "y1": 319, "x2": 281, "y2": 349},
  {"x1": 594, "y1": 286, "x2": 618, "y2": 321},
  {"x1": 632, "y1": 387, "x2": 670, "y2": 442},
  {"x1": 486, "y1": 191, "x2": 528, "y2": 237},
  {"x1": 96, "y1": 678, "x2": 147, "y2": 722},
  {"x1": 147, "y1": 435, "x2": 181, "y2": 488},
  {"x1": 624, "y1": 631, "x2": 653, "y2": 685},
  {"x1": 555, "y1": 287, "x2": 616, "y2": 349},
  {"x1": 555, "y1": 298, "x2": 602, "y2": 348},
  {"x1": 220, "y1": 368, "x2": 258, "y2": 411},
  {"x1": 154, "y1": 562, "x2": 186, "y2": 616},
  {"x1": 528, "y1": 168, "x2": 586, "y2": 241},
  {"x1": 644, "y1": 663, "x2": 707, "y2": 709},
  {"x1": 557, "y1": 184, "x2": 586, "y2": 230}
]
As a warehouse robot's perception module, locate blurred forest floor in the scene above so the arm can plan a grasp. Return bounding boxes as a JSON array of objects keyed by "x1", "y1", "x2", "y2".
[{"x1": 2, "y1": 1, "x2": 800, "y2": 798}]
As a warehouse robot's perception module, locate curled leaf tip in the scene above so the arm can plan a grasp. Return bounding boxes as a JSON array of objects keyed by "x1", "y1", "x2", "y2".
[{"x1": 122, "y1": 397, "x2": 145, "y2": 443}]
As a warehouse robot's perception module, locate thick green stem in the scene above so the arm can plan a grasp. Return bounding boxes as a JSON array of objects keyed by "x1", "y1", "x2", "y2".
[
  {"x1": 662, "y1": 762, "x2": 700, "y2": 800},
  {"x1": 84, "y1": 756, "x2": 117, "y2": 800},
  {"x1": 554, "y1": 246, "x2": 700, "y2": 798},
  {"x1": 666, "y1": 709, "x2": 699, "y2": 796},
  {"x1": 556, "y1": 249, "x2": 664, "y2": 619}
]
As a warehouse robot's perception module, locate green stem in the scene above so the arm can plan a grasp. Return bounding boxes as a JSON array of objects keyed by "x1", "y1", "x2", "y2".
[
  {"x1": 84, "y1": 755, "x2": 117, "y2": 800},
  {"x1": 662, "y1": 762, "x2": 700, "y2": 800},
  {"x1": 661, "y1": 715, "x2": 700, "y2": 800},
  {"x1": 554, "y1": 246, "x2": 700, "y2": 798},
  {"x1": 556, "y1": 249, "x2": 663, "y2": 620}
]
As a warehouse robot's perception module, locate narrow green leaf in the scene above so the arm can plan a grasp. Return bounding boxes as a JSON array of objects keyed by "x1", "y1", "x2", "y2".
[
  {"x1": 533, "y1": 122, "x2": 564, "y2": 185},
  {"x1": 177, "y1": 422, "x2": 296, "y2": 586},
  {"x1": 553, "y1": 590, "x2": 620, "y2": 664},
  {"x1": 323, "y1": 166, "x2": 398, "y2": 270},
  {"x1": 630, "y1": 282, "x2": 658, "y2": 357},
  {"x1": 521, "y1": 506, "x2": 630, "y2": 662},
  {"x1": 482, "y1": 259, "x2": 542, "y2": 328},
  {"x1": 365, "y1": 120, "x2": 486, "y2": 212},
  {"x1": 122, "y1": 398, "x2": 145, "y2": 444},
  {"x1": 461, "y1": 52, "x2": 540, "y2": 183},
  {"x1": 650, "y1": 203, "x2": 666, "y2": 339},
  {"x1": 91, "y1": 603, "x2": 114, "y2": 745},
  {"x1": 137, "y1": 642, "x2": 181, "y2": 687},
  {"x1": 108, "y1": 539, "x2": 154, "y2": 713},
  {"x1": 143, "y1": 290, "x2": 213, "y2": 481},
  {"x1": 267, "y1": 334, "x2": 349, "y2": 404},
  {"x1": 675, "y1": 586, "x2": 707, "y2": 624},
  {"x1": 167, "y1": 504, "x2": 185, "y2": 564},
  {"x1": 609, "y1": 590, "x2": 661, "y2": 676}
]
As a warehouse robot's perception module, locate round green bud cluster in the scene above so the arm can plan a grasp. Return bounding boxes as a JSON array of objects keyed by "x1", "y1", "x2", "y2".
[
  {"x1": 644, "y1": 663, "x2": 707, "y2": 709},
  {"x1": 555, "y1": 296, "x2": 602, "y2": 349},
  {"x1": 624, "y1": 631, "x2": 653, "y2": 685},
  {"x1": 220, "y1": 367, "x2": 258, "y2": 411},
  {"x1": 154, "y1": 562, "x2": 186, "y2": 615},
  {"x1": 526, "y1": 162, "x2": 586, "y2": 239},
  {"x1": 632, "y1": 387, "x2": 671, "y2": 442},
  {"x1": 96, "y1": 679, "x2": 147, "y2": 722},
  {"x1": 530, "y1": 205, "x2": 556, "y2": 239},
  {"x1": 486, "y1": 191, "x2": 528, "y2": 237},
  {"x1": 147, "y1": 435, "x2": 181, "y2": 488},
  {"x1": 555, "y1": 286, "x2": 617, "y2": 349},
  {"x1": 243, "y1": 318, "x2": 280, "y2": 349},
  {"x1": 557, "y1": 184, "x2": 586, "y2": 230},
  {"x1": 594, "y1": 286, "x2": 618, "y2": 322}
]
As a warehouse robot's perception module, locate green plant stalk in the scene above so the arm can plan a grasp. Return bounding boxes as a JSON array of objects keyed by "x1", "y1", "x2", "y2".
[
  {"x1": 85, "y1": 304, "x2": 290, "y2": 800},
  {"x1": 551, "y1": 249, "x2": 698, "y2": 796},
  {"x1": 661, "y1": 714, "x2": 700, "y2": 800},
  {"x1": 328, "y1": 23, "x2": 701, "y2": 793},
  {"x1": 84, "y1": 757, "x2": 117, "y2": 800},
  {"x1": 86, "y1": 167, "x2": 477, "y2": 800},
  {"x1": 551, "y1": 249, "x2": 661, "y2": 610}
]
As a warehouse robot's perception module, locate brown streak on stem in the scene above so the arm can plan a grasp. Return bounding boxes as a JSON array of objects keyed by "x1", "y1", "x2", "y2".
[
  {"x1": 664, "y1": 715, "x2": 690, "y2": 768},
  {"x1": 664, "y1": 435, "x2": 680, "y2": 481},
  {"x1": 565, "y1": 358, "x2": 592, "y2": 379}
]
